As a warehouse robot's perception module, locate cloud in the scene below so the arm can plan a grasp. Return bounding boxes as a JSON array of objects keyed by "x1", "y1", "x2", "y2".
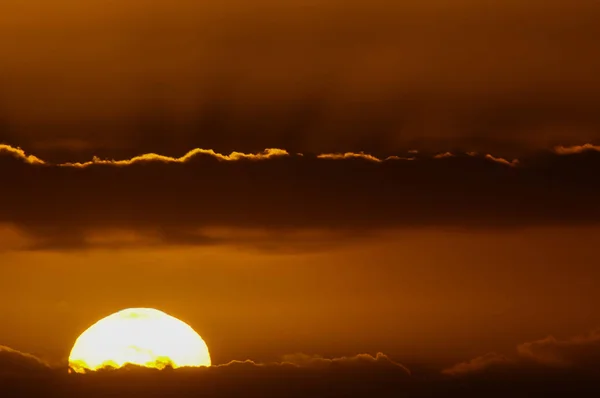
[
  {"x1": 444, "y1": 330, "x2": 600, "y2": 377},
  {"x1": 2, "y1": 144, "x2": 600, "y2": 251},
  {"x1": 216, "y1": 352, "x2": 410, "y2": 375},
  {"x1": 280, "y1": 352, "x2": 411, "y2": 374},
  {"x1": 441, "y1": 353, "x2": 513, "y2": 376},
  {"x1": 317, "y1": 152, "x2": 412, "y2": 162},
  {"x1": 484, "y1": 154, "x2": 519, "y2": 167},
  {"x1": 0, "y1": 346, "x2": 49, "y2": 376},
  {"x1": 554, "y1": 144, "x2": 600, "y2": 155},
  {"x1": 3, "y1": 143, "x2": 599, "y2": 169},
  {"x1": 517, "y1": 330, "x2": 600, "y2": 369},
  {"x1": 64, "y1": 353, "x2": 412, "y2": 398},
  {"x1": 59, "y1": 148, "x2": 290, "y2": 168},
  {"x1": 0, "y1": 144, "x2": 44, "y2": 165},
  {"x1": 0, "y1": 346, "x2": 409, "y2": 377},
  {"x1": 0, "y1": 345, "x2": 599, "y2": 397},
  {"x1": 434, "y1": 152, "x2": 454, "y2": 159},
  {"x1": 0, "y1": 145, "x2": 289, "y2": 167},
  {"x1": 0, "y1": 144, "x2": 512, "y2": 167}
]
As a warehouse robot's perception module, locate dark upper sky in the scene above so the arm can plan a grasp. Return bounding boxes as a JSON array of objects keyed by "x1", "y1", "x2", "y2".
[{"x1": 1, "y1": 1, "x2": 600, "y2": 160}]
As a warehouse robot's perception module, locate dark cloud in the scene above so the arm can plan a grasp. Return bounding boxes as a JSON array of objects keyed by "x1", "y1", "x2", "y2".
[
  {"x1": 0, "y1": 347, "x2": 414, "y2": 398},
  {"x1": 517, "y1": 330, "x2": 600, "y2": 369},
  {"x1": 207, "y1": 352, "x2": 411, "y2": 376},
  {"x1": 0, "y1": 346, "x2": 49, "y2": 376},
  {"x1": 2, "y1": 345, "x2": 600, "y2": 398},
  {"x1": 2, "y1": 145, "x2": 600, "y2": 250},
  {"x1": 71, "y1": 352, "x2": 410, "y2": 374},
  {"x1": 555, "y1": 144, "x2": 600, "y2": 155},
  {"x1": 441, "y1": 352, "x2": 513, "y2": 376},
  {"x1": 279, "y1": 352, "x2": 411, "y2": 373},
  {"x1": 444, "y1": 330, "x2": 600, "y2": 377}
]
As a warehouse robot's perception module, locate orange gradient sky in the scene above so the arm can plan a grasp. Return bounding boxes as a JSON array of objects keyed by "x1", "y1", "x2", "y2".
[{"x1": 1, "y1": 0, "x2": 600, "y2": 379}]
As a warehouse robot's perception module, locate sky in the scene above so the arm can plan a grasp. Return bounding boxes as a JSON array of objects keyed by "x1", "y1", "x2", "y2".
[{"x1": 1, "y1": 1, "x2": 600, "y2": 396}]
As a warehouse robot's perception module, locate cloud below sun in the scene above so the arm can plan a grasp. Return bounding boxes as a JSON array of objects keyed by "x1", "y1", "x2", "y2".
[
  {"x1": 1, "y1": 344, "x2": 409, "y2": 375},
  {"x1": 12, "y1": 329, "x2": 593, "y2": 378}
]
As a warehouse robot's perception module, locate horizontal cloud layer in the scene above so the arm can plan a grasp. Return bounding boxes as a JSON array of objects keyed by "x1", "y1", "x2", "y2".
[
  {"x1": 2, "y1": 144, "x2": 600, "y2": 250},
  {"x1": 2, "y1": 342, "x2": 600, "y2": 398}
]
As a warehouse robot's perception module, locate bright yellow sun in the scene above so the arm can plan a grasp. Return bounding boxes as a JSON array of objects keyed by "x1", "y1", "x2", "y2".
[{"x1": 68, "y1": 308, "x2": 211, "y2": 373}]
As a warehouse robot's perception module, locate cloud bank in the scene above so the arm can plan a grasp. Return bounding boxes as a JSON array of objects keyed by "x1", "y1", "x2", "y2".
[
  {"x1": 2, "y1": 342, "x2": 600, "y2": 397},
  {"x1": 2, "y1": 144, "x2": 600, "y2": 250}
]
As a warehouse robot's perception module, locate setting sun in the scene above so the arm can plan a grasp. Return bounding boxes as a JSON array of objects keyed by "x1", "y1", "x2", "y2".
[{"x1": 68, "y1": 308, "x2": 211, "y2": 373}]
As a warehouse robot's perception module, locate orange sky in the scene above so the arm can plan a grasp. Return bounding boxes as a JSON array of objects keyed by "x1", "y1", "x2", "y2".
[
  {"x1": 1, "y1": 1, "x2": 600, "y2": 159},
  {"x1": 1, "y1": 0, "x2": 600, "y2": 381},
  {"x1": 2, "y1": 226, "x2": 599, "y2": 366}
]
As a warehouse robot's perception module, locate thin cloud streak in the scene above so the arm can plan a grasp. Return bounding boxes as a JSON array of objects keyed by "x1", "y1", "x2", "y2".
[
  {"x1": 554, "y1": 143, "x2": 600, "y2": 155},
  {"x1": 216, "y1": 352, "x2": 410, "y2": 374},
  {"x1": 0, "y1": 144, "x2": 519, "y2": 167},
  {"x1": 2, "y1": 143, "x2": 600, "y2": 168},
  {"x1": 442, "y1": 353, "x2": 513, "y2": 376},
  {"x1": 0, "y1": 346, "x2": 409, "y2": 376},
  {"x1": 60, "y1": 148, "x2": 290, "y2": 168},
  {"x1": 317, "y1": 152, "x2": 413, "y2": 162},
  {"x1": 484, "y1": 154, "x2": 519, "y2": 167}
]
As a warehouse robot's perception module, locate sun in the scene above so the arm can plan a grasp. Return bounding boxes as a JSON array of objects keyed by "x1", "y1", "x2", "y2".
[{"x1": 68, "y1": 308, "x2": 211, "y2": 373}]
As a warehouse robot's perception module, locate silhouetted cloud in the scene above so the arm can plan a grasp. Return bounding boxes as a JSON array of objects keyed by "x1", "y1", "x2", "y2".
[
  {"x1": 444, "y1": 330, "x2": 600, "y2": 377},
  {"x1": 434, "y1": 152, "x2": 454, "y2": 159},
  {"x1": 2, "y1": 144, "x2": 600, "y2": 250},
  {"x1": 554, "y1": 144, "x2": 600, "y2": 155},
  {"x1": 442, "y1": 353, "x2": 513, "y2": 376},
  {"x1": 0, "y1": 144, "x2": 521, "y2": 167},
  {"x1": 60, "y1": 148, "x2": 289, "y2": 168},
  {"x1": 0, "y1": 346, "x2": 49, "y2": 375},
  {"x1": 215, "y1": 352, "x2": 410, "y2": 375},
  {"x1": 1, "y1": 343, "x2": 600, "y2": 398},
  {"x1": 517, "y1": 330, "x2": 600, "y2": 369},
  {"x1": 283, "y1": 352, "x2": 410, "y2": 374},
  {"x1": 316, "y1": 152, "x2": 411, "y2": 162},
  {"x1": 0, "y1": 346, "x2": 409, "y2": 376},
  {"x1": 484, "y1": 154, "x2": 519, "y2": 167},
  {"x1": 0, "y1": 144, "x2": 44, "y2": 165}
]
